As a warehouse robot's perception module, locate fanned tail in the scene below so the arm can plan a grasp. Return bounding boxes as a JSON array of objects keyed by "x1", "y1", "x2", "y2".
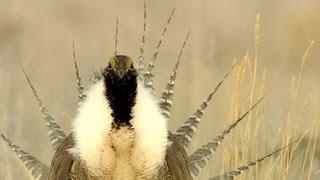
[
  {"x1": 160, "y1": 31, "x2": 190, "y2": 119},
  {"x1": 187, "y1": 97, "x2": 265, "y2": 177},
  {"x1": 19, "y1": 63, "x2": 66, "y2": 150},
  {"x1": 143, "y1": 8, "x2": 175, "y2": 90},
  {"x1": 174, "y1": 64, "x2": 236, "y2": 150},
  {"x1": 1, "y1": 134, "x2": 49, "y2": 180},
  {"x1": 209, "y1": 143, "x2": 289, "y2": 180}
]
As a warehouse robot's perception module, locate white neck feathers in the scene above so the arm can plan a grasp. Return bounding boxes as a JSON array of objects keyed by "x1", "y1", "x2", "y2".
[{"x1": 70, "y1": 80, "x2": 168, "y2": 178}]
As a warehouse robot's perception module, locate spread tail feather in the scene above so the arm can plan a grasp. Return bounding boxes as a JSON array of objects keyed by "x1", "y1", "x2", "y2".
[
  {"x1": 160, "y1": 31, "x2": 190, "y2": 119},
  {"x1": 143, "y1": 8, "x2": 175, "y2": 90},
  {"x1": 1, "y1": 134, "x2": 49, "y2": 180},
  {"x1": 73, "y1": 42, "x2": 86, "y2": 102},
  {"x1": 138, "y1": 1, "x2": 147, "y2": 75},
  {"x1": 19, "y1": 63, "x2": 66, "y2": 150},
  {"x1": 187, "y1": 97, "x2": 265, "y2": 177},
  {"x1": 174, "y1": 64, "x2": 236, "y2": 150},
  {"x1": 114, "y1": 18, "x2": 119, "y2": 56},
  {"x1": 209, "y1": 143, "x2": 290, "y2": 180}
]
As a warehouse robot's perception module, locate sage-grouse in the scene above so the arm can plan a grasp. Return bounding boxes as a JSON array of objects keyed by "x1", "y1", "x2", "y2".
[{"x1": 1, "y1": 3, "x2": 289, "y2": 180}]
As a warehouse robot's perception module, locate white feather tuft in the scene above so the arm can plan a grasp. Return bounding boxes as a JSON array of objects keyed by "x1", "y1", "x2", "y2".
[
  {"x1": 71, "y1": 79, "x2": 168, "y2": 178},
  {"x1": 130, "y1": 82, "x2": 168, "y2": 178},
  {"x1": 71, "y1": 81, "x2": 114, "y2": 177}
]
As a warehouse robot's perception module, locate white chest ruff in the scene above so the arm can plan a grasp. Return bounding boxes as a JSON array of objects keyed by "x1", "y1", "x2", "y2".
[{"x1": 71, "y1": 80, "x2": 168, "y2": 179}]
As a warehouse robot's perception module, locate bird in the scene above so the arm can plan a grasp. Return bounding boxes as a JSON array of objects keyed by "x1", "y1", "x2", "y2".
[
  {"x1": 1, "y1": 3, "x2": 290, "y2": 180},
  {"x1": 68, "y1": 54, "x2": 168, "y2": 180}
]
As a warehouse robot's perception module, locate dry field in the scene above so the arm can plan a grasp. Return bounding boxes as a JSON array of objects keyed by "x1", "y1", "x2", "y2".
[{"x1": 1, "y1": 0, "x2": 320, "y2": 179}]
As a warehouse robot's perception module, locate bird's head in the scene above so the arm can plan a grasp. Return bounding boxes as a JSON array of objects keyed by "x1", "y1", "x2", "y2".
[
  {"x1": 102, "y1": 55, "x2": 138, "y2": 127},
  {"x1": 103, "y1": 55, "x2": 137, "y2": 81}
]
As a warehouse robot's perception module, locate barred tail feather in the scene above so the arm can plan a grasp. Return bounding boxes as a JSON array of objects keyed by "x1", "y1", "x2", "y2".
[
  {"x1": 160, "y1": 31, "x2": 190, "y2": 119},
  {"x1": 187, "y1": 97, "x2": 265, "y2": 177},
  {"x1": 1, "y1": 134, "x2": 49, "y2": 180},
  {"x1": 209, "y1": 143, "x2": 289, "y2": 180},
  {"x1": 73, "y1": 42, "x2": 86, "y2": 102},
  {"x1": 174, "y1": 64, "x2": 236, "y2": 150},
  {"x1": 19, "y1": 63, "x2": 66, "y2": 150},
  {"x1": 114, "y1": 18, "x2": 119, "y2": 56},
  {"x1": 138, "y1": 1, "x2": 147, "y2": 75},
  {"x1": 143, "y1": 8, "x2": 175, "y2": 90}
]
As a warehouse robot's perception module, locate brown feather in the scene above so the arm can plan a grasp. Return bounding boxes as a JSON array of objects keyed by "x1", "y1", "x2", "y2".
[
  {"x1": 165, "y1": 132, "x2": 192, "y2": 180},
  {"x1": 49, "y1": 134, "x2": 74, "y2": 180}
]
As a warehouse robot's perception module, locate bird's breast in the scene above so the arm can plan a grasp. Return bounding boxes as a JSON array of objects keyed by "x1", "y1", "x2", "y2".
[
  {"x1": 107, "y1": 126, "x2": 136, "y2": 180},
  {"x1": 109, "y1": 126, "x2": 135, "y2": 153}
]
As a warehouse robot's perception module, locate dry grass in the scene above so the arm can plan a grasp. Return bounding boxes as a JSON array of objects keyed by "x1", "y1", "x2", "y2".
[
  {"x1": 1, "y1": 0, "x2": 320, "y2": 180},
  {"x1": 221, "y1": 22, "x2": 319, "y2": 179}
]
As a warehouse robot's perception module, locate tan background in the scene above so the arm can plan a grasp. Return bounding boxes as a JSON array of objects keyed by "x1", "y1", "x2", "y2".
[{"x1": 1, "y1": 0, "x2": 320, "y2": 179}]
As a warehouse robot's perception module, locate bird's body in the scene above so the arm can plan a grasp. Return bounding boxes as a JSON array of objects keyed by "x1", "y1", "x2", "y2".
[
  {"x1": 49, "y1": 132, "x2": 192, "y2": 180},
  {"x1": 1, "y1": 7, "x2": 288, "y2": 180},
  {"x1": 70, "y1": 55, "x2": 168, "y2": 179}
]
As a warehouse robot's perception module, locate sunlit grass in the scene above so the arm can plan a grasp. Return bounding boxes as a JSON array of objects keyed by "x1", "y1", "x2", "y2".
[{"x1": 220, "y1": 15, "x2": 319, "y2": 180}]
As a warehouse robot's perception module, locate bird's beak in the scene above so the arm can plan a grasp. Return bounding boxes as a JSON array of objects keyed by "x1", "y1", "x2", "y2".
[
  {"x1": 115, "y1": 61, "x2": 128, "y2": 79},
  {"x1": 117, "y1": 68, "x2": 126, "y2": 79}
]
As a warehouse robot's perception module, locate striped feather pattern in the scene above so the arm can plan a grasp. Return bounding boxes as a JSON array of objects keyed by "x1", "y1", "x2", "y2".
[
  {"x1": 143, "y1": 9, "x2": 175, "y2": 91},
  {"x1": 187, "y1": 97, "x2": 265, "y2": 177},
  {"x1": 160, "y1": 31, "x2": 190, "y2": 119},
  {"x1": 20, "y1": 64, "x2": 66, "y2": 151},
  {"x1": 174, "y1": 64, "x2": 236, "y2": 150},
  {"x1": 137, "y1": 1, "x2": 147, "y2": 76},
  {"x1": 73, "y1": 42, "x2": 86, "y2": 102},
  {"x1": 1, "y1": 134, "x2": 49, "y2": 180}
]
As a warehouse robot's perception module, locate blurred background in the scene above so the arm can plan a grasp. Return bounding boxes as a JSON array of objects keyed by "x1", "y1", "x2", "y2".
[{"x1": 1, "y1": 0, "x2": 320, "y2": 179}]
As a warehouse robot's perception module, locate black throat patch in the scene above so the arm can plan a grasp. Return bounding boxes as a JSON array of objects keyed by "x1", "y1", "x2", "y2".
[{"x1": 103, "y1": 69, "x2": 137, "y2": 128}]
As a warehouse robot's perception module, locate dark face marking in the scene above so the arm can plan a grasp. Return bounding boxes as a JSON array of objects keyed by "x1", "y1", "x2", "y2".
[
  {"x1": 108, "y1": 55, "x2": 133, "y2": 79},
  {"x1": 102, "y1": 55, "x2": 137, "y2": 128}
]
